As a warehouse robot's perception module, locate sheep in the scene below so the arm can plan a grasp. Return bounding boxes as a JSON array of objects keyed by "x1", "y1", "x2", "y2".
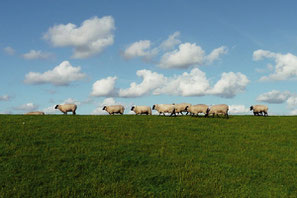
[
  {"x1": 152, "y1": 104, "x2": 176, "y2": 116},
  {"x1": 206, "y1": 104, "x2": 229, "y2": 119},
  {"x1": 250, "y1": 105, "x2": 268, "y2": 116},
  {"x1": 174, "y1": 103, "x2": 191, "y2": 115},
  {"x1": 131, "y1": 106, "x2": 152, "y2": 115},
  {"x1": 55, "y1": 104, "x2": 77, "y2": 115},
  {"x1": 25, "y1": 111, "x2": 45, "y2": 115},
  {"x1": 103, "y1": 105, "x2": 125, "y2": 115},
  {"x1": 185, "y1": 104, "x2": 208, "y2": 117}
]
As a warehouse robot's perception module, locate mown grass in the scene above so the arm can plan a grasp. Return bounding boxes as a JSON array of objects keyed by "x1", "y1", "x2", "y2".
[{"x1": 0, "y1": 115, "x2": 297, "y2": 197}]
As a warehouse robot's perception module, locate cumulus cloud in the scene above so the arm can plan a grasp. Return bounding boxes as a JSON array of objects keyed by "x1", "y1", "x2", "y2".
[
  {"x1": 229, "y1": 105, "x2": 250, "y2": 114},
  {"x1": 206, "y1": 46, "x2": 228, "y2": 64},
  {"x1": 119, "y1": 70, "x2": 166, "y2": 97},
  {"x1": 154, "y1": 68, "x2": 210, "y2": 96},
  {"x1": 209, "y1": 72, "x2": 249, "y2": 98},
  {"x1": 4, "y1": 46, "x2": 15, "y2": 55},
  {"x1": 287, "y1": 96, "x2": 297, "y2": 108},
  {"x1": 22, "y1": 50, "x2": 53, "y2": 60},
  {"x1": 14, "y1": 103, "x2": 38, "y2": 112},
  {"x1": 253, "y1": 49, "x2": 297, "y2": 81},
  {"x1": 43, "y1": 105, "x2": 58, "y2": 114},
  {"x1": 121, "y1": 40, "x2": 158, "y2": 61},
  {"x1": 43, "y1": 16, "x2": 115, "y2": 58},
  {"x1": 160, "y1": 31, "x2": 181, "y2": 51},
  {"x1": 256, "y1": 90, "x2": 292, "y2": 104},
  {"x1": 91, "y1": 76, "x2": 117, "y2": 97},
  {"x1": 24, "y1": 61, "x2": 86, "y2": 86},
  {"x1": 159, "y1": 43, "x2": 227, "y2": 69},
  {"x1": 63, "y1": 98, "x2": 80, "y2": 105},
  {"x1": 92, "y1": 68, "x2": 248, "y2": 98},
  {"x1": 0, "y1": 95, "x2": 11, "y2": 101}
]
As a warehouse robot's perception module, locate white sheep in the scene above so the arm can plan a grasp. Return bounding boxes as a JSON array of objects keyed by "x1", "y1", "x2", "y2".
[
  {"x1": 174, "y1": 103, "x2": 191, "y2": 115},
  {"x1": 55, "y1": 104, "x2": 77, "y2": 115},
  {"x1": 185, "y1": 104, "x2": 208, "y2": 117},
  {"x1": 25, "y1": 111, "x2": 45, "y2": 115},
  {"x1": 131, "y1": 106, "x2": 152, "y2": 115},
  {"x1": 206, "y1": 104, "x2": 229, "y2": 118},
  {"x1": 250, "y1": 105, "x2": 268, "y2": 116},
  {"x1": 103, "y1": 105, "x2": 125, "y2": 115},
  {"x1": 152, "y1": 104, "x2": 176, "y2": 116}
]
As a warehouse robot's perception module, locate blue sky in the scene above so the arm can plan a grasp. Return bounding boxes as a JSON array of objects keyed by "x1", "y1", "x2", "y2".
[{"x1": 1, "y1": 0, "x2": 297, "y2": 115}]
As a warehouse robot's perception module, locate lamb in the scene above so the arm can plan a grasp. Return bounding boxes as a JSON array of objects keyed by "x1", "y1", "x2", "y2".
[
  {"x1": 152, "y1": 104, "x2": 176, "y2": 116},
  {"x1": 185, "y1": 104, "x2": 208, "y2": 117},
  {"x1": 131, "y1": 106, "x2": 152, "y2": 115},
  {"x1": 206, "y1": 104, "x2": 229, "y2": 118},
  {"x1": 25, "y1": 111, "x2": 45, "y2": 115},
  {"x1": 103, "y1": 105, "x2": 125, "y2": 115},
  {"x1": 55, "y1": 104, "x2": 77, "y2": 115},
  {"x1": 250, "y1": 105, "x2": 268, "y2": 116},
  {"x1": 174, "y1": 103, "x2": 191, "y2": 115}
]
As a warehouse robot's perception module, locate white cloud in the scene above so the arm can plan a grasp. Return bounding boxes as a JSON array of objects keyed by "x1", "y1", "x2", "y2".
[
  {"x1": 154, "y1": 68, "x2": 210, "y2": 96},
  {"x1": 256, "y1": 90, "x2": 292, "y2": 104},
  {"x1": 289, "y1": 108, "x2": 297, "y2": 115},
  {"x1": 119, "y1": 70, "x2": 166, "y2": 97},
  {"x1": 286, "y1": 96, "x2": 297, "y2": 108},
  {"x1": 63, "y1": 98, "x2": 81, "y2": 105},
  {"x1": 43, "y1": 105, "x2": 58, "y2": 114},
  {"x1": 43, "y1": 16, "x2": 115, "y2": 58},
  {"x1": 229, "y1": 105, "x2": 250, "y2": 114},
  {"x1": 24, "y1": 61, "x2": 86, "y2": 86},
  {"x1": 121, "y1": 40, "x2": 158, "y2": 61},
  {"x1": 160, "y1": 31, "x2": 181, "y2": 51},
  {"x1": 159, "y1": 43, "x2": 227, "y2": 69},
  {"x1": 4, "y1": 46, "x2": 15, "y2": 55},
  {"x1": 104, "y1": 68, "x2": 248, "y2": 98},
  {"x1": 209, "y1": 72, "x2": 249, "y2": 98},
  {"x1": 206, "y1": 46, "x2": 228, "y2": 64},
  {"x1": 91, "y1": 76, "x2": 117, "y2": 97},
  {"x1": 14, "y1": 103, "x2": 38, "y2": 112},
  {"x1": 22, "y1": 50, "x2": 53, "y2": 60},
  {"x1": 0, "y1": 95, "x2": 11, "y2": 101},
  {"x1": 253, "y1": 49, "x2": 297, "y2": 81}
]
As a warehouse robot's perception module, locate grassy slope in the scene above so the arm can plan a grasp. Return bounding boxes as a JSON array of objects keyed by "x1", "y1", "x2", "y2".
[{"x1": 0, "y1": 115, "x2": 297, "y2": 197}]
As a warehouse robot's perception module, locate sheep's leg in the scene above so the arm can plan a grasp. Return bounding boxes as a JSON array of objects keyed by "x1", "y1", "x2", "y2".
[{"x1": 73, "y1": 111, "x2": 76, "y2": 115}]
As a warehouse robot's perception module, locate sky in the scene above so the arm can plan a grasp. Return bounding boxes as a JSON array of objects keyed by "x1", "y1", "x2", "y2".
[{"x1": 1, "y1": 0, "x2": 297, "y2": 115}]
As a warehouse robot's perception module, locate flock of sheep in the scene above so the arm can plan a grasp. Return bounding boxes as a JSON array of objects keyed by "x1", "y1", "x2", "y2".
[{"x1": 25, "y1": 103, "x2": 269, "y2": 118}]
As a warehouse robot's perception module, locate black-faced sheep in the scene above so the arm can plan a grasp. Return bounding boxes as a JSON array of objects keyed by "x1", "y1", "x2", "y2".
[
  {"x1": 103, "y1": 105, "x2": 125, "y2": 115},
  {"x1": 206, "y1": 104, "x2": 229, "y2": 119},
  {"x1": 55, "y1": 104, "x2": 77, "y2": 115},
  {"x1": 131, "y1": 106, "x2": 152, "y2": 115},
  {"x1": 152, "y1": 104, "x2": 176, "y2": 116},
  {"x1": 250, "y1": 105, "x2": 268, "y2": 116}
]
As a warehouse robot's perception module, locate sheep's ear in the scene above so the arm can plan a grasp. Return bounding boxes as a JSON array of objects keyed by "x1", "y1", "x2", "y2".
[{"x1": 55, "y1": 105, "x2": 59, "y2": 109}]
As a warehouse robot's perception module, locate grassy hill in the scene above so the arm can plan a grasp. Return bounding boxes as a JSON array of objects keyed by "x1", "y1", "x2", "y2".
[{"x1": 0, "y1": 115, "x2": 297, "y2": 197}]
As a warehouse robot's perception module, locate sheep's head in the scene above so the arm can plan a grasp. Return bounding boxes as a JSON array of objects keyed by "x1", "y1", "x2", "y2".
[
  {"x1": 152, "y1": 105, "x2": 155, "y2": 110},
  {"x1": 185, "y1": 106, "x2": 189, "y2": 111},
  {"x1": 131, "y1": 106, "x2": 135, "y2": 111},
  {"x1": 250, "y1": 106, "x2": 253, "y2": 111},
  {"x1": 54, "y1": 105, "x2": 59, "y2": 109},
  {"x1": 206, "y1": 108, "x2": 210, "y2": 116},
  {"x1": 102, "y1": 106, "x2": 107, "y2": 110}
]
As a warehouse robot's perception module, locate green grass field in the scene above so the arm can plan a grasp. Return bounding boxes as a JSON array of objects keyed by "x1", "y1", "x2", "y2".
[{"x1": 1, "y1": 115, "x2": 297, "y2": 197}]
